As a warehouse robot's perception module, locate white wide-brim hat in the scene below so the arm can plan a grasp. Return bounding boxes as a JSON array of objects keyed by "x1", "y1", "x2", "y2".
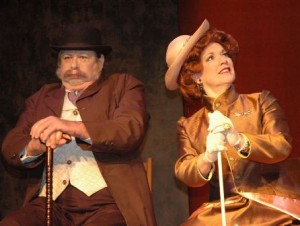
[{"x1": 165, "y1": 19, "x2": 210, "y2": 90}]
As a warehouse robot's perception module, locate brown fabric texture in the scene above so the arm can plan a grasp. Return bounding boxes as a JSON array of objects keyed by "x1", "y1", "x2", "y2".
[
  {"x1": 175, "y1": 86, "x2": 300, "y2": 225},
  {"x1": 1, "y1": 73, "x2": 156, "y2": 226}
]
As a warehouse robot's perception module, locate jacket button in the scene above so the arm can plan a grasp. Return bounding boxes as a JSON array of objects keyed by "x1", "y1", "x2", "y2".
[
  {"x1": 105, "y1": 141, "x2": 114, "y2": 146},
  {"x1": 215, "y1": 102, "x2": 221, "y2": 108},
  {"x1": 10, "y1": 153, "x2": 18, "y2": 159},
  {"x1": 63, "y1": 180, "x2": 67, "y2": 185},
  {"x1": 73, "y1": 110, "x2": 78, "y2": 115},
  {"x1": 67, "y1": 160, "x2": 72, "y2": 165}
]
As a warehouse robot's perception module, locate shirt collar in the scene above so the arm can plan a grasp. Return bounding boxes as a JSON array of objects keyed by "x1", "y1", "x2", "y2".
[{"x1": 203, "y1": 85, "x2": 239, "y2": 112}]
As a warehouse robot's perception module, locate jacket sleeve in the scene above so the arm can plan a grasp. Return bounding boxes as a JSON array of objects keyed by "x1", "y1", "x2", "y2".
[
  {"x1": 79, "y1": 74, "x2": 150, "y2": 154},
  {"x1": 174, "y1": 117, "x2": 212, "y2": 187},
  {"x1": 244, "y1": 91, "x2": 292, "y2": 163},
  {"x1": 1, "y1": 91, "x2": 45, "y2": 169}
]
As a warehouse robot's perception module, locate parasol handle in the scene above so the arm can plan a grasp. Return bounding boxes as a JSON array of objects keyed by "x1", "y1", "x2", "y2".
[{"x1": 217, "y1": 151, "x2": 226, "y2": 226}]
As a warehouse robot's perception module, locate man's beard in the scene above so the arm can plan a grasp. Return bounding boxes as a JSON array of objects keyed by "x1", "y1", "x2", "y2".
[
  {"x1": 63, "y1": 69, "x2": 88, "y2": 85},
  {"x1": 56, "y1": 67, "x2": 101, "y2": 87}
]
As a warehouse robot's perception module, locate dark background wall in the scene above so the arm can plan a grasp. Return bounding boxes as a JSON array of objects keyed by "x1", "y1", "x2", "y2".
[{"x1": 0, "y1": 1, "x2": 189, "y2": 226}]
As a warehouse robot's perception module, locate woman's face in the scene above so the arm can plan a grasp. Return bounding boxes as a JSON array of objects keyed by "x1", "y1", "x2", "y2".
[{"x1": 199, "y1": 42, "x2": 235, "y2": 97}]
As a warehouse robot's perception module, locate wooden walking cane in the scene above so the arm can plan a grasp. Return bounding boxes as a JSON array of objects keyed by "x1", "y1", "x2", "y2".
[{"x1": 46, "y1": 146, "x2": 53, "y2": 226}]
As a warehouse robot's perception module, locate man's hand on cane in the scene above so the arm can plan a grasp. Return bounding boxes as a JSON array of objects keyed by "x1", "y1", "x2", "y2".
[
  {"x1": 26, "y1": 116, "x2": 72, "y2": 156},
  {"x1": 31, "y1": 116, "x2": 73, "y2": 147},
  {"x1": 30, "y1": 116, "x2": 89, "y2": 149},
  {"x1": 26, "y1": 132, "x2": 71, "y2": 157}
]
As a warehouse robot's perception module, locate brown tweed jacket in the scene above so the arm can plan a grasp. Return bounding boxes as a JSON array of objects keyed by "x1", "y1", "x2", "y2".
[{"x1": 2, "y1": 73, "x2": 157, "y2": 226}]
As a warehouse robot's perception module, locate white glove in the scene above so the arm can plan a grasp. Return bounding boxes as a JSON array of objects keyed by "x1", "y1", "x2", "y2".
[
  {"x1": 208, "y1": 110, "x2": 233, "y2": 133},
  {"x1": 208, "y1": 110, "x2": 241, "y2": 146},
  {"x1": 203, "y1": 132, "x2": 226, "y2": 163}
]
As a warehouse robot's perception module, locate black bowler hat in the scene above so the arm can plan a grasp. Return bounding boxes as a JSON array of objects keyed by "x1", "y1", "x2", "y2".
[{"x1": 50, "y1": 23, "x2": 112, "y2": 55}]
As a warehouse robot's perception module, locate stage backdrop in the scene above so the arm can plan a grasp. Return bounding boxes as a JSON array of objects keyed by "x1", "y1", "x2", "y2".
[{"x1": 178, "y1": 0, "x2": 300, "y2": 213}]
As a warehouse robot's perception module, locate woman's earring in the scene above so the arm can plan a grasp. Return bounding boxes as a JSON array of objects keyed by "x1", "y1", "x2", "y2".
[
  {"x1": 197, "y1": 82, "x2": 205, "y2": 94},
  {"x1": 191, "y1": 73, "x2": 205, "y2": 94}
]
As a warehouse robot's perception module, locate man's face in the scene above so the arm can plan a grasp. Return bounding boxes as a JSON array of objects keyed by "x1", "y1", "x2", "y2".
[{"x1": 56, "y1": 50, "x2": 104, "y2": 91}]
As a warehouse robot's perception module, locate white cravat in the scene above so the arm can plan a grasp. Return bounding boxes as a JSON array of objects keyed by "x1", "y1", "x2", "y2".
[{"x1": 39, "y1": 92, "x2": 107, "y2": 200}]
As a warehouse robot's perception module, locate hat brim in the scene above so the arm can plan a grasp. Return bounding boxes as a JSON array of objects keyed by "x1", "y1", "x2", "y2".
[
  {"x1": 165, "y1": 19, "x2": 210, "y2": 90},
  {"x1": 51, "y1": 44, "x2": 112, "y2": 55}
]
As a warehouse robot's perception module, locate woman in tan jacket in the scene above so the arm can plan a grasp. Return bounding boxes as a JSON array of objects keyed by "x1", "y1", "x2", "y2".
[{"x1": 165, "y1": 19, "x2": 300, "y2": 226}]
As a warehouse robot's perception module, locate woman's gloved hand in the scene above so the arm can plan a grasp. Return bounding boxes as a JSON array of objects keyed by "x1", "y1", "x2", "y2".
[
  {"x1": 208, "y1": 110, "x2": 241, "y2": 146},
  {"x1": 203, "y1": 132, "x2": 227, "y2": 163}
]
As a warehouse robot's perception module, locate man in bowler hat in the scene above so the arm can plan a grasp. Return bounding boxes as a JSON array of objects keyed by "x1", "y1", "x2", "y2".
[{"x1": 1, "y1": 23, "x2": 156, "y2": 226}]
